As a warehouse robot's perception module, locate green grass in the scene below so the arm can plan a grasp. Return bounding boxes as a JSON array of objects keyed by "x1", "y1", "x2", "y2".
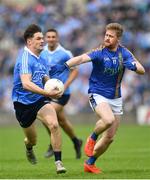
[{"x1": 0, "y1": 124, "x2": 150, "y2": 179}]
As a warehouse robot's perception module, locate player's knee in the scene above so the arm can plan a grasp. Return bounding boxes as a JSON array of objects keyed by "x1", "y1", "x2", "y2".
[
  {"x1": 48, "y1": 121, "x2": 59, "y2": 132},
  {"x1": 104, "y1": 117, "x2": 115, "y2": 128}
]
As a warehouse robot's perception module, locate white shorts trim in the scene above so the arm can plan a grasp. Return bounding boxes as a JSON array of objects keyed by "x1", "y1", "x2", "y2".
[{"x1": 89, "y1": 93, "x2": 123, "y2": 115}]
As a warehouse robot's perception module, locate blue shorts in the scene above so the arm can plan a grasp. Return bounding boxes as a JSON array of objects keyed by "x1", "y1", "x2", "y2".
[
  {"x1": 13, "y1": 97, "x2": 50, "y2": 128},
  {"x1": 50, "y1": 94, "x2": 70, "y2": 106}
]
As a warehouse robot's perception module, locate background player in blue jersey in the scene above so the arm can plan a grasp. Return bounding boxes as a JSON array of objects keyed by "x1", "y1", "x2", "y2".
[
  {"x1": 50, "y1": 23, "x2": 145, "y2": 174},
  {"x1": 12, "y1": 24, "x2": 66, "y2": 174},
  {"x1": 40, "y1": 29, "x2": 82, "y2": 159}
]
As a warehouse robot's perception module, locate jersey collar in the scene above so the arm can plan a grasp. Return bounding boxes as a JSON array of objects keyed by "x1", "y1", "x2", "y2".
[
  {"x1": 44, "y1": 44, "x2": 63, "y2": 53},
  {"x1": 24, "y1": 46, "x2": 40, "y2": 59}
]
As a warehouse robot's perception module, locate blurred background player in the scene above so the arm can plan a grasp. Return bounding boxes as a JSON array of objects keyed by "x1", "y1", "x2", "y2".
[
  {"x1": 50, "y1": 23, "x2": 145, "y2": 174},
  {"x1": 40, "y1": 28, "x2": 83, "y2": 159},
  {"x1": 12, "y1": 24, "x2": 66, "y2": 174}
]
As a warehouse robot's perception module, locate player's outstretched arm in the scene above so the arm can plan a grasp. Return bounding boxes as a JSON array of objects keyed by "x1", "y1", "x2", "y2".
[
  {"x1": 66, "y1": 54, "x2": 91, "y2": 68},
  {"x1": 50, "y1": 53, "x2": 91, "y2": 76}
]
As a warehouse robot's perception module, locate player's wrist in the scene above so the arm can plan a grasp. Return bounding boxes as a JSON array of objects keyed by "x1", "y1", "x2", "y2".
[{"x1": 43, "y1": 89, "x2": 50, "y2": 97}]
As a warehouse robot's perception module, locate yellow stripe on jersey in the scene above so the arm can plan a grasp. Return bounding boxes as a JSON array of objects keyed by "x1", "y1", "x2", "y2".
[
  {"x1": 86, "y1": 44, "x2": 105, "y2": 54},
  {"x1": 115, "y1": 52, "x2": 124, "y2": 98}
]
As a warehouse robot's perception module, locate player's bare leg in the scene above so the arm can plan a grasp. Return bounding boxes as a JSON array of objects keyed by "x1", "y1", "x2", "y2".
[
  {"x1": 43, "y1": 123, "x2": 54, "y2": 158},
  {"x1": 37, "y1": 103, "x2": 66, "y2": 173},
  {"x1": 84, "y1": 102, "x2": 116, "y2": 173},
  {"x1": 44, "y1": 102, "x2": 82, "y2": 159},
  {"x1": 84, "y1": 116, "x2": 120, "y2": 173},
  {"x1": 23, "y1": 123, "x2": 37, "y2": 164},
  {"x1": 84, "y1": 102, "x2": 115, "y2": 157},
  {"x1": 93, "y1": 115, "x2": 120, "y2": 157}
]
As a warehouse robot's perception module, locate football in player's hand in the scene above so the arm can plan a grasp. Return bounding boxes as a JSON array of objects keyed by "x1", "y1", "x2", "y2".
[{"x1": 44, "y1": 78, "x2": 64, "y2": 94}]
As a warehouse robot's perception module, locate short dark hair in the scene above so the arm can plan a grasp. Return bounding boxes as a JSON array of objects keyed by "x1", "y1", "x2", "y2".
[
  {"x1": 46, "y1": 28, "x2": 58, "y2": 35},
  {"x1": 24, "y1": 24, "x2": 42, "y2": 43}
]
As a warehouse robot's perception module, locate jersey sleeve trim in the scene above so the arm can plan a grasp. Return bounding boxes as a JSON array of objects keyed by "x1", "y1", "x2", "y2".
[{"x1": 21, "y1": 50, "x2": 30, "y2": 74}]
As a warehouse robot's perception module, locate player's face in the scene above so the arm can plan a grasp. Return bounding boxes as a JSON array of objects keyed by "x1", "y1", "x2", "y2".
[
  {"x1": 27, "y1": 32, "x2": 44, "y2": 55},
  {"x1": 104, "y1": 30, "x2": 119, "y2": 50},
  {"x1": 45, "y1": 31, "x2": 59, "y2": 50}
]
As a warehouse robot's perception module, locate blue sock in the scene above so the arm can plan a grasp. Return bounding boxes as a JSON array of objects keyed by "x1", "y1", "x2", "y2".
[
  {"x1": 91, "y1": 132, "x2": 98, "y2": 141},
  {"x1": 86, "y1": 156, "x2": 97, "y2": 165}
]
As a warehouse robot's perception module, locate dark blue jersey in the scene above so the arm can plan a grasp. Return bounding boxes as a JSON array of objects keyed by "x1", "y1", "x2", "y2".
[{"x1": 87, "y1": 45, "x2": 136, "y2": 99}]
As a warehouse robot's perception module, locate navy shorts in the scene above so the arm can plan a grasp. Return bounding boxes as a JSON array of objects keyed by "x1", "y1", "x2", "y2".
[
  {"x1": 13, "y1": 97, "x2": 50, "y2": 128},
  {"x1": 50, "y1": 94, "x2": 70, "y2": 106}
]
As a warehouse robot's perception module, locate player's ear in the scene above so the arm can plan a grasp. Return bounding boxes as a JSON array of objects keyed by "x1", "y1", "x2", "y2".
[{"x1": 27, "y1": 38, "x2": 32, "y2": 46}]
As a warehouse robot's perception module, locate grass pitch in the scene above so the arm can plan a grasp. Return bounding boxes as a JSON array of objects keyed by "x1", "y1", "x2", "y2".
[{"x1": 0, "y1": 123, "x2": 150, "y2": 179}]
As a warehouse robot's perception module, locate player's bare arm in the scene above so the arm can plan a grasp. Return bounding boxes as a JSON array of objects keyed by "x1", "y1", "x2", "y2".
[
  {"x1": 66, "y1": 54, "x2": 91, "y2": 68},
  {"x1": 21, "y1": 74, "x2": 62, "y2": 98}
]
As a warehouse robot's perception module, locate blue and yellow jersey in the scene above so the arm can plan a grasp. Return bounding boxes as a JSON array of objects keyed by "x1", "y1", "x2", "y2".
[
  {"x1": 12, "y1": 46, "x2": 48, "y2": 104},
  {"x1": 40, "y1": 44, "x2": 73, "y2": 95},
  {"x1": 87, "y1": 45, "x2": 136, "y2": 99}
]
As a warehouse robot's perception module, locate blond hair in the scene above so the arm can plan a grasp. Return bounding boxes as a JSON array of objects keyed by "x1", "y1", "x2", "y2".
[{"x1": 106, "y1": 23, "x2": 123, "y2": 38}]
